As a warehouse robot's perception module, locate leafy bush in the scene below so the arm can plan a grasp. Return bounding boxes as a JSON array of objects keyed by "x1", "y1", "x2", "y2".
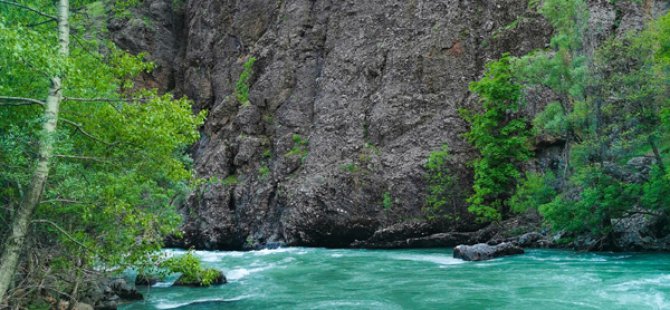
[
  {"x1": 286, "y1": 134, "x2": 309, "y2": 160},
  {"x1": 259, "y1": 166, "x2": 271, "y2": 179},
  {"x1": 423, "y1": 145, "x2": 462, "y2": 220},
  {"x1": 540, "y1": 168, "x2": 641, "y2": 235},
  {"x1": 383, "y1": 192, "x2": 393, "y2": 210},
  {"x1": 235, "y1": 56, "x2": 257, "y2": 106},
  {"x1": 532, "y1": 102, "x2": 567, "y2": 137},
  {"x1": 509, "y1": 171, "x2": 557, "y2": 213},
  {"x1": 161, "y1": 251, "x2": 222, "y2": 286},
  {"x1": 340, "y1": 162, "x2": 361, "y2": 174},
  {"x1": 641, "y1": 167, "x2": 670, "y2": 212}
]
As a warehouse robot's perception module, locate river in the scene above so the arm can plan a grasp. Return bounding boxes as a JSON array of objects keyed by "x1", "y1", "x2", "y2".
[{"x1": 121, "y1": 248, "x2": 670, "y2": 309}]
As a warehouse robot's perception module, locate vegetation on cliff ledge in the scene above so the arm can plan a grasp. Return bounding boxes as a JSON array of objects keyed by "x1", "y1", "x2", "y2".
[{"x1": 462, "y1": 0, "x2": 670, "y2": 245}]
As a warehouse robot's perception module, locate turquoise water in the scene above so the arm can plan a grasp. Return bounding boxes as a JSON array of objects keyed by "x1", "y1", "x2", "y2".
[{"x1": 121, "y1": 248, "x2": 670, "y2": 310}]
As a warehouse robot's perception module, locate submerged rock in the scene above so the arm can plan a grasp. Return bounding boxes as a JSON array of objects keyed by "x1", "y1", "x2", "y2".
[
  {"x1": 135, "y1": 274, "x2": 160, "y2": 286},
  {"x1": 82, "y1": 278, "x2": 142, "y2": 310},
  {"x1": 109, "y1": 279, "x2": 143, "y2": 300},
  {"x1": 173, "y1": 271, "x2": 227, "y2": 287},
  {"x1": 453, "y1": 242, "x2": 524, "y2": 261}
]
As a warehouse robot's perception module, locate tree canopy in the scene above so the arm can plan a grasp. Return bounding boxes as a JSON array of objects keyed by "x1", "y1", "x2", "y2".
[{"x1": 0, "y1": 0, "x2": 205, "y2": 306}]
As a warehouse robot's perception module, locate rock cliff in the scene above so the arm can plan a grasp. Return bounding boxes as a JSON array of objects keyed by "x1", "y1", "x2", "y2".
[{"x1": 110, "y1": 0, "x2": 665, "y2": 250}]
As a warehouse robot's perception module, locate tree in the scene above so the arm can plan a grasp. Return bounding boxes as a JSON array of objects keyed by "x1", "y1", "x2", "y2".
[
  {"x1": 423, "y1": 145, "x2": 466, "y2": 222},
  {"x1": 0, "y1": 0, "x2": 205, "y2": 304},
  {"x1": 462, "y1": 54, "x2": 532, "y2": 221},
  {"x1": 513, "y1": 2, "x2": 670, "y2": 241}
]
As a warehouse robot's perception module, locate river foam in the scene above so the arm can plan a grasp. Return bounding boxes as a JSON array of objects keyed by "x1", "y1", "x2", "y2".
[{"x1": 122, "y1": 248, "x2": 670, "y2": 310}]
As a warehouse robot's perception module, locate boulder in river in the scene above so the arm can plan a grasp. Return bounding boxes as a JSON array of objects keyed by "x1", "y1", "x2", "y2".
[
  {"x1": 453, "y1": 242, "x2": 524, "y2": 261},
  {"x1": 135, "y1": 273, "x2": 160, "y2": 286},
  {"x1": 109, "y1": 278, "x2": 143, "y2": 300}
]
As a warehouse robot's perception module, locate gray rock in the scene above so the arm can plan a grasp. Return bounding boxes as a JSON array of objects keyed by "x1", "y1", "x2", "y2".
[
  {"x1": 135, "y1": 274, "x2": 160, "y2": 286},
  {"x1": 109, "y1": 279, "x2": 143, "y2": 301},
  {"x1": 612, "y1": 209, "x2": 670, "y2": 251},
  {"x1": 453, "y1": 242, "x2": 524, "y2": 261},
  {"x1": 517, "y1": 232, "x2": 544, "y2": 247}
]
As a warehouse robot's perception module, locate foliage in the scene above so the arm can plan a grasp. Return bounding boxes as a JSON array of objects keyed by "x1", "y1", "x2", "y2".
[
  {"x1": 423, "y1": 145, "x2": 461, "y2": 220},
  {"x1": 286, "y1": 134, "x2": 309, "y2": 160},
  {"x1": 235, "y1": 56, "x2": 257, "y2": 107},
  {"x1": 540, "y1": 168, "x2": 641, "y2": 235},
  {"x1": 532, "y1": 102, "x2": 568, "y2": 137},
  {"x1": 222, "y1": 175, "x2": 239, "y2": 186},
  {"x1": 0, "y1": 0, "x2": 205, "y2": 304},
  {"x1": 161, "y1": 251, "x2": 221, "y2": 286},
  {"x1": 382, "y1": 192, "x2": 393, "y2": 210},
  {"x1": 341, "y1": 162, "x2": 361, "y2": 174},
  {"x1": 529, "y1": 7, "x2": 670, "y2": 237},
  {"x1": 462, "y1": 55, "x2": 532, "y2": 221},
  {"x1": 259, "y1": 166, "x2": 271, "y2": 179},
  {"x1": 463, "y1": 0, "x2": 670, "y2": 239},
  {"x1": 641, "y1": 167, "x2": 670, "y2": 212},
  {"x1": 509, "y1": 171, "x2": 557, "y2": 213}
]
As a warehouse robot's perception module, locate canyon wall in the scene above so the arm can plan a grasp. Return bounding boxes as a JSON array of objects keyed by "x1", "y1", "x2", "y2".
[{"x1": 110, "y1": 0, "x2": 665, "y2": 249}]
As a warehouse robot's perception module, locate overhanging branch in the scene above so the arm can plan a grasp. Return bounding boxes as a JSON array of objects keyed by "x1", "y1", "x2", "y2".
[
  {"x1": 0, "y1": 96, "x2": 46, "y2": 107},
  {"x1": 39, "y1": 198, "x2": 90, "y2": 205},
  {"x1": 31, "y1": 219, "x2": 97, "y2": 254},
  {"x1": 54, "y1": 154, "x2": 107, "y2": 162},
  {"x1": 0, "y1": 0, "x2": 57, "y2": 21},
  {"x1": 63, "y1": 96, "x2": 154, "y2": 103},
  {"x1": 60, "y1": 118, "x2": 114, "y2": 146}
]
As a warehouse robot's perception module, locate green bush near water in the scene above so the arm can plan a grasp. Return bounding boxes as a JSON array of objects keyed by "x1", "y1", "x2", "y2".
[{"x1": 161, "y1": 251, "x2": 223, "y2": 286}]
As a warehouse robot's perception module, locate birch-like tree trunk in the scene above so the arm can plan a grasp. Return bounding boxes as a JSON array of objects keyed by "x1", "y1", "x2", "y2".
[{"x1": 0, "y1": 0, "x2": 69, "y2": 302}]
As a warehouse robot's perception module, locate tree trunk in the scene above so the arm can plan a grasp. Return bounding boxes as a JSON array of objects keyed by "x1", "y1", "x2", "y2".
[{"x1": 0, "y1": 0, "x2": 68, "y2": 302}]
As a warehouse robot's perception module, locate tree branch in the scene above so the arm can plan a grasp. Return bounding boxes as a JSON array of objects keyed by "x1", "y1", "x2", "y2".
[
  {"x1": 31, "y1": 220, "x2": 97, "y2": 255},
  {"x1": 39, "y1": 199, "x2": 90, "y2": 205},
  {"x1": 53, "y1": 154, "x2": 107, "y2": 162},
  {"x1": 27, "y1": 18, "x2": 57, "y2": 28},
  {"x1": 63, "y1": 96, "x2": 154, "y2": 103},
  {"x1": 59, "y1": 118, "x2": 114, "y2": 146},
  {"x1": 0, "y1": 96, "x2": 45, "y2": 107},
  {"x1": 0, "y1": 0, "x2": 57, "y2": 20}
]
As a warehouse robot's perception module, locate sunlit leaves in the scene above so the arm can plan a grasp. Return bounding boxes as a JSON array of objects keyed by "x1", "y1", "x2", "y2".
[{"x1": 1, "y1": 0, "x2": 205, "y2": 275}]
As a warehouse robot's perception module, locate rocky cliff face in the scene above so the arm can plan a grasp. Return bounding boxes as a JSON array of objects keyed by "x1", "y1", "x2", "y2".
[{"x1": 111, "y1": 0, "x2": 664, "y2": 250}]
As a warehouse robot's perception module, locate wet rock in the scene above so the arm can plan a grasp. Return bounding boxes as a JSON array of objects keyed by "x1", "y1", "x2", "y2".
[
  {"x1": 135, "y1": 274, "x2": 160, "y2": 286},
  {"x1": 453, "y1": 242, "x2": 524, "y2": 261},
  {"x1": 353, "y1": 231, "x2": 476, "y2": 249},
  {"x1": 612, "y1": 209, "x2": 670, "y2": 251},
  {"x1": 109, "y1": 279, "x2": 143, "y2": 301},
  {"x1": 516, "y1": 232, "x2": 546, "y2": 247},
  {"x1": 56, "y1": 301, "x2": 94, "y2": 310}
]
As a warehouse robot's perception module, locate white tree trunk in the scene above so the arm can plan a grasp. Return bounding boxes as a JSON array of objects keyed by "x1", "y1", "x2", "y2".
[{"x1": 0, "y1": 0, "x2": 68, "y2": 302}]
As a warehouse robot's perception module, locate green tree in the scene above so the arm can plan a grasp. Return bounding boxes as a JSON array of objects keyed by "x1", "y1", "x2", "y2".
[
  {"x1": 462, "y1": 55, "x2": 532, "y2": 221},
  {"x1": 0, "y1": 0, "x2": 205, "y2": 304},
  {"x1": 423, "y1": 145, "x2": 463, "y2": 221},
  {"x1": 527, "y1": 4, "x2": 670, "y2": 238}
]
